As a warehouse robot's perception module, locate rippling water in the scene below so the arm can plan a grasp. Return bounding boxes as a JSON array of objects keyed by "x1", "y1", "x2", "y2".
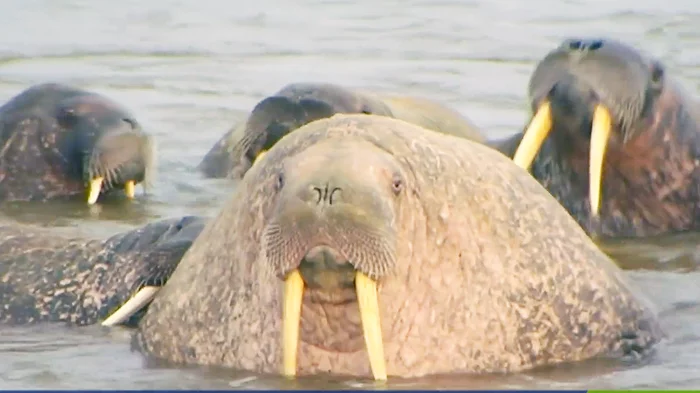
[{"x1": 1, "y1": 0, "x2": 699, "y2": 389}]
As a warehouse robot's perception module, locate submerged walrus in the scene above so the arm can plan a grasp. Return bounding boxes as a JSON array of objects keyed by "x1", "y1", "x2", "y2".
[
  {"x1": 0, "y1": 83, "x2": 156, "y2": 205},
  {"x1": 0, "y1": 216, "x2": 206, "y2": 327},
  {"x1": 198, "y1": 82, "x2": 484, "y2": 179},
  {"x1": 135, "y1": 114, "x2": 662, "y2": 380},
  {"x1": 495, "y1": 38, "x2": 700, "y2": 238}
]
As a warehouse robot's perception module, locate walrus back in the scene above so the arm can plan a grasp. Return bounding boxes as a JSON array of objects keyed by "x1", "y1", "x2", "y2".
[
  {"x1": 378, "y1": 94, "x2": 486, "y2": 143},
  {"x1": 0, "y1": 216, "x2": 206, "y2": 326}
]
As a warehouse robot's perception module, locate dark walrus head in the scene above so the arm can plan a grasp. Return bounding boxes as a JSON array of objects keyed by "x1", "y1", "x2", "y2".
[
  {"x1": 0, "y1": 83, "x2": 155, "y2": 204},
  {"x1": 508, "y1": 38, "x2": 699, "y2": 237},
  {"x1": 198, "y1": 82, "x2": 393, "y2": 179},
  {"x1": 97, "y1": 215, "x2": 207, "y2": 327}
]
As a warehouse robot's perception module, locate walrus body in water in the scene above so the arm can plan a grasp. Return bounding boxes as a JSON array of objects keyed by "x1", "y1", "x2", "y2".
[
  {"x1": 495, "y1": 38, "x2": 700, "y2": 238},
  {"x1": 0, "y1": 83, "x2": 156, "y2": 205},
  {"x1": 198, "y1": 82, "x2": 484, "y2": 179},
  {"x1": 0, "y1": 216, "x2": 205, "y2": 327},
  {"x1": 135, "y1": 114, "x2": 662, "y2": 380}
]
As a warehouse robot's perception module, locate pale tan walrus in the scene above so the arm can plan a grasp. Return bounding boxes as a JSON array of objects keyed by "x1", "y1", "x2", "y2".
[
  {"x1": 197, "y1": 82, "x2": 485, "y2": 179},
  {"x1": 134, "y1": 114, "x2": 663, "y2": 380}
]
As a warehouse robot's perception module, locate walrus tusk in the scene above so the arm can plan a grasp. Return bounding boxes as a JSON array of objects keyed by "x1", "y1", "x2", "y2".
[
  {"x1": 589, "y1": 105, "x2": 612, "y2": 217},
  {"x1": 282, "y1": 269, "x2": 304, "y2": 378},
  {"x1": 254, "y1": 149, "x2": 268, "y2": 166},
  {"x1": 101, "y1": 286, "x2": 160, "y2": 327},
  {"x1": 281, "y1": 269, "x2": 387, "y2": 381},
  {"x1": 513, "y1": 101, "x2": 553, "y2": 170},
  {"x1": 355, "y1": 271, "x2": 387, "y2": 381},
  {"x1": 87, "y1": 177, "x2": 104, "y2": 205},
  {"x1": 124, "y1": 180, "x2": 136, "y2": 199}
]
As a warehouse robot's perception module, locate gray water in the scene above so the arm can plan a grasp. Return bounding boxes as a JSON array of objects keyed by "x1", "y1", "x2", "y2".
[{"x1": 1, "y1": 0, "x2": 699, "y2": 389}]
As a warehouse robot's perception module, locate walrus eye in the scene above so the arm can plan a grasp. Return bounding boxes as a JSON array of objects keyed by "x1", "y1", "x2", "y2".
[
  {"x1": 122, "y1": 118, "x2": 138, "y2": 129},
  {"x1": 650, "y1": 62, "x2": 664, "y2": 89},
  {"x1": 59, "y1": 108, "x2": 79, "y2": 125},
  {"x1": 361, "y1": 107, "x2": 373, "y2": 115},
  {"x1": 391, "y1": 173, "x2": 403, "y2": 195},
  {"x1": 276, "y1": 172, "x2": 285, "y2": 191}
]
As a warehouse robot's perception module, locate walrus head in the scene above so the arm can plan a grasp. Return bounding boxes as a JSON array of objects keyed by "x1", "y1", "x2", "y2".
[
  {"x1": 99, "y1": 215, "x2": 206, "y2": 327},
  {"x1": 227, "y1": 83, "x2": 392, "y2": 179},
  {"x1": 512, "y1": 38, "x2": 666, "y2": 217},
  {"x1": 261, "y1": 137, "x2": 405, "y2": 380},
  {"x1": 55, "y1": 91, "x2": 155, "y2": 205}
]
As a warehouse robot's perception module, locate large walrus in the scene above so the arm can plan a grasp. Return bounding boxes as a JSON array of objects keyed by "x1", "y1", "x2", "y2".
[
  {"x1": 134, "y1": 114, "x2": 663, "y2": 381},
  {"x1": 0, "y1": 215, "x2": 205, "y2": 327},
  {"x1": 494, "y1": 37, "x2": 700, "y2": 238},
  {"x1": 198, "y1": 82, "x2": 484, "y2": 179},
  {"x1": 0, "y1": 83, "x2": 156, "y2": 205}
]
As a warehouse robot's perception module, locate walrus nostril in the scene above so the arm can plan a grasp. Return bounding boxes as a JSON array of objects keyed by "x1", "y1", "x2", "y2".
[
  {"x1": 309, "y1": 184, "x2": 342, "y2": 205},
  {"x1": 567, "y1": 39, "x2": 604, "y2": 52},
  {"x1": 568, "y1": 40, "x2": 583, "y2": 51},
  {"x1": 313, "y1": 186, "x2": 323, "y2": 204},
  {"x1": 329, "y1": 187, "x2": 341, "y2": 205}
]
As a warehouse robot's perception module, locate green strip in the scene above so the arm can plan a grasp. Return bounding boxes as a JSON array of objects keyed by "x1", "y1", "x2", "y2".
[{"x1": 591, "y1": 390, "x2": 700, "y2": 393}]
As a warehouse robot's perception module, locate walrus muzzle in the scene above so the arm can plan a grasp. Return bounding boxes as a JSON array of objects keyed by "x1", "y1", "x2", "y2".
[
  {"x1": 85, "y1": 128, "x2": 154, "y2": 205},
  {"x1": 282, "y1": 257, "x2": 386, "y2": 381},
  {"x1": 513, "y1": 101, "x2": 612, "y2": 217},
  {"x1": 264, "y1": 209, "x2": 395, "y2": 381}
]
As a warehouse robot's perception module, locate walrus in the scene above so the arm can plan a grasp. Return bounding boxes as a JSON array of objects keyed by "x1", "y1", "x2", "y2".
[
  {"x1": 0, "y1": 83, "x2": 156, "y2": 205},
  {"x1": 494, "y1": 37, "x2": 700, "y2": 238},
  {"x1": 197, "y1": 82, "x2": 484, "y2": 179},
  {"x1": 134, "y1": 114, "x2": 662, "y2": 381},
  {"x1": 0, "y1": 215, "x2": 206, "y2": 327}
]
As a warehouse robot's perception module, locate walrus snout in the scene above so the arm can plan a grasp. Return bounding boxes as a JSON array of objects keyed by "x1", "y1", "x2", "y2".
[
  {"x1": 84, "y1": 127, "x2": 155, "y2": 205},
  {"x1": 263, "y1": 140, "x2": 405, "y2": 381}
]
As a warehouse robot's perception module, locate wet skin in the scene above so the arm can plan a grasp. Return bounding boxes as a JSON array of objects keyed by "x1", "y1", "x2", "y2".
[
  {"x1": 0, "y1": 216, "x2": 205, "y2": 327},
  {"x1": 494, "y1": 38, "x2": 700, "y2": 239},
  {"x1": 0, "y1": 83, "x2": 155, "y2": 205},
  {"x1": 198, "y1": 82, "x2": 484, "y2": 180}
]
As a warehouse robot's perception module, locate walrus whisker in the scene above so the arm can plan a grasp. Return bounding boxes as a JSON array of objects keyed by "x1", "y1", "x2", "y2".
[{"x1": 101, "y1": 285, "x2": 160, "y2": 327}]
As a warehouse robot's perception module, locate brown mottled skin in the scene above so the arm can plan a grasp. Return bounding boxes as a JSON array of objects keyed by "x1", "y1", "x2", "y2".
[
  {"x1": 492, "y1": 38, "x2": 700, "y2": 239},
  {"x1": 0, "y1": 83, "x2": 155, "y2": 203},
  {"x1": 0, "y1": 216, "x2": 206, "y2": 327},
  {"x1": 136, "y1": 114, "x2": 662, "y2": 379},
  {"x1": 198, "y1": 82, "x2": 484, "y2": 179}
]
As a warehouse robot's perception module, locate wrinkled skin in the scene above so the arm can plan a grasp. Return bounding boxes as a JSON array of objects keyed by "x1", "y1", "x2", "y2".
[
  {"x1": 0, "y1": 83, "x2": 156, "y2": 203},
  {"x1": 136, "y1": 114, "x2": 662, "y2": 379},
  {"x1": 198, "y1": 82, "x2": 484, "y2": 179},
  {"x1": 0, "y1": 215, "x2": 206, "y2": 327},
  {"x1": 492, "y1": 38, "x2": 700, "y2": 239}
]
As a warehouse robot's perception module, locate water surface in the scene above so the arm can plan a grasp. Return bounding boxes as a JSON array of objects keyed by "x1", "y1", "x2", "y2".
[{"x1": 1, "y1": 0, "x2": 699, "y2": 389}]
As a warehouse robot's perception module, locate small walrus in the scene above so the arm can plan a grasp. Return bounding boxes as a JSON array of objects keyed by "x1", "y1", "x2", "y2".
[
  {"x1": 0, "y1": 83, "x2": 156, "y2": 205},
  {"x1": 135, "y1": 114, "x2": 662, "y2": 381},
  {"x1": 197, "y1": 82, "x2": 484, "y2": 179},
  {"x1": 0, "y1": 215, "x2": 206, "y2": 327},
  {"x1": 494, "y1": 38, "x2": 700, "y2": 238}
]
